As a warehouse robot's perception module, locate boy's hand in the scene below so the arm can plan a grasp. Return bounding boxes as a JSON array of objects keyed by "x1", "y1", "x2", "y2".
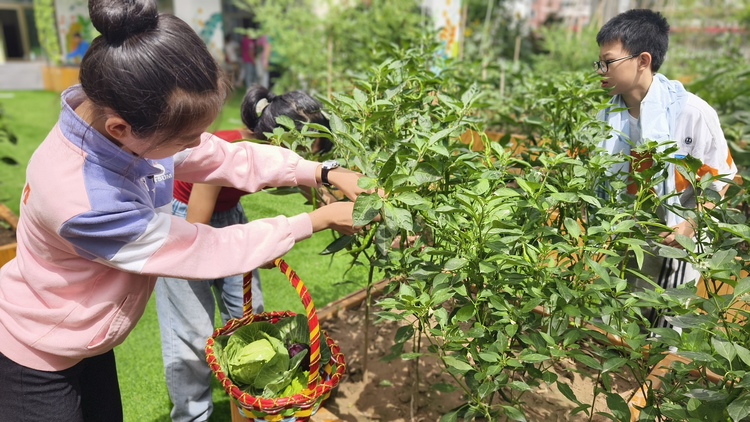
[{"x1": 659, "y1": 219, "x2": 696, "y2": 248}]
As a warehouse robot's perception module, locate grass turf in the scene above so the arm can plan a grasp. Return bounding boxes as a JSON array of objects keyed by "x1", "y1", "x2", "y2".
[
  {"x1": 0, "y1": 89, "x2": 373, "y2": 421},
  {"x1": 0, "y1": 91, "x2": 62, "y2": 216}
]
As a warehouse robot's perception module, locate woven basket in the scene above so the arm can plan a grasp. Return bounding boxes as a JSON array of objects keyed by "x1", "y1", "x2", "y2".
[{"x1": 206, "y1": 258, "x2": 346, "y2": 421}]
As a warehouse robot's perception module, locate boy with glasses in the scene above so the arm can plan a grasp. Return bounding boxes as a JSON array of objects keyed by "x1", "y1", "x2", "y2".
[{"x1": 594, "y1": 9, "x2": 736, "y2": 330}]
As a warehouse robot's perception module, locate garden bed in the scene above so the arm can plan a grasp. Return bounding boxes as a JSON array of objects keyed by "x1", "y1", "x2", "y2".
[{"x1": 317, "y1": 295, "x2": 641, "y2": 421}]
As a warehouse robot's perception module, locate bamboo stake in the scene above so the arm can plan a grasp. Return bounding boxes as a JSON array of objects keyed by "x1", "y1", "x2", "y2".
[
  {"x1": 479, "y1": 0, "x2": 494, "y2": 81},
  {"x1": 458, "y1": 1, "x2": 468, "y2": 61},
  {"x1": 327, "y1": 35, "x2": 333, "y2": 99}
]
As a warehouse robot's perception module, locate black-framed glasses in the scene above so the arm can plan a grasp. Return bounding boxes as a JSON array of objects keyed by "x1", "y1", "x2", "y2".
[{"x1": 593, "y1": 53, "x2": 640, "y2": 73}]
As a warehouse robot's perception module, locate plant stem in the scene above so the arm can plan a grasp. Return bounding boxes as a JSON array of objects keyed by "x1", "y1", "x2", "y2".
[
  {"x1": 411, "y1": 320, "x2": 423, "y2": 422},
  {"x1": 362, "y1": 257, "x2": 375, "y2": 384},
  {"x1": 588, "y1": 369, "x2": 602, "y2": 422}
]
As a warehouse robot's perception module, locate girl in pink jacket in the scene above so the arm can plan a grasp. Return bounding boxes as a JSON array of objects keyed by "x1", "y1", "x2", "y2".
[{"x1": 0, "y1": 0, "x2": 364, "y2": 420}]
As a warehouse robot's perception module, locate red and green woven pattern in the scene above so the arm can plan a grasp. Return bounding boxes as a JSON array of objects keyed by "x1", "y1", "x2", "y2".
[{"x1": 205, "y1": 258, "x2": 346, "y2": 419}]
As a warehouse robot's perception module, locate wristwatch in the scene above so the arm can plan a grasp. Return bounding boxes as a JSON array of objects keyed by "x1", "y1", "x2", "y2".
[{"x1": 320, "y1": 160, "x2": 340, "y2": 187}]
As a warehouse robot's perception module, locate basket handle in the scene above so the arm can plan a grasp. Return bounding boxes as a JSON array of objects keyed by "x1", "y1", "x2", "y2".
[{"x1": 241, "y1": 258, "x2": 321, "y2": 390}]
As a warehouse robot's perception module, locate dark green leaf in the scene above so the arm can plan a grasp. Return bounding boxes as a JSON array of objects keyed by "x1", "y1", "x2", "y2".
[
  {"x1": 443, "y1": 356, "x2": 473, "y2": 372},
  {"x1": 728, "y1": 394, "x2": 750, "y2": 422},
  {"x1": 557, "y1": 382, "x2": 581, "y2": 405},
  {"x1": 320, "y1": 235, "x2": 354, "y2": 255},
  {"x1": 352, "y1": 194, "x2": 382, "y2": 226},
  {"x1": 605, "y1": 393, "x2": 631, "y2": 422},
  {"x1": 502, "y1": 405, "x2": 528, "y2": 421}
]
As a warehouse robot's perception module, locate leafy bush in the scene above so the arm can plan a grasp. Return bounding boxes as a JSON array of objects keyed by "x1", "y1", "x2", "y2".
[
  {"x1": 684, "y1": 43, "x2": 750, "y2": 173},
  {"x1": 310, "y1": 40, "x2": 750, "y2": 420},
  {"x1": 234, "y1": 0, "x2": 428, "y2": 95}
]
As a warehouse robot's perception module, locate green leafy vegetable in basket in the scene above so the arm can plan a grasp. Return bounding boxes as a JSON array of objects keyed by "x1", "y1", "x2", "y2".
[
  {"x1": 212, "y1": 314, "x2": 333, "y2": 399},
  {"x1": 224, "y1": 322, "x2": 289, "y2": 387}
]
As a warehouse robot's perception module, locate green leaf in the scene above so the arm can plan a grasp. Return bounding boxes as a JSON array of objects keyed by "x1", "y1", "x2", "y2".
[
  {"x1": 733, "y1": 277, "x2": 750, "y2": 299},
  {"x1": 275, "y1": 115, "x2": 296, "y2": 130},
  {"x1": 443, "y1": 258, "x2": 467, "y2": 271},
  {"x1": 399, "y1": 283, "x2": 416, "y2": 298},
  {"x1": 605, "y1": 393, "x2": 631, "y2": 422},
  {"x1": 383, "y1": 203, "x2": 413, "y2": 232},
  {"x1": 352, "y1": 193, "x2": 382, "y2": 226},
  {"x1": 394, "y1": 192, "x2": 426, "y2": 206},
  {"x1": 656, "y1": 245, "x2": 688, "y2": 259},
  {"x1": 684, "y1": 388, "x2": 728, "y2": 402},
  {"x1": 572, "y1": 353, "x2": 602, "y2": 371},
  {"x1": 443, "y1": 356, "x2": 473, "y2": 372},
  {"x1": 579, "y1": 194, "x2": 601, "y2": 207},
  {"x1": 519, "y1": 353, "x2": 550, "y2": 363},
  {"x1": 454, "y1": 305, "x2": 475, "y2": 322},
  {"x1": 676, "y1": 351, "x2": 716, "y2": 363},
  {"x1": 478, "y1": 352, "x2": 500, "y2": 363},
  {"x1": 502, "y1": 405, "x2": 528, "y2": 422},
  {"x1": 709, "y1": 248, "x2": 736, "y2": 269},
  {"x1": 713, "y1": 337, "x2": 736, "y2": 362},
  {"x1": 394, "y1": 325, "x2": 414, "y2": 344},
  {"x1": 550, "y1": 192, "x2": 578, "y2": 203},
  {"x1": 320, "y1": 235, "x2": 354, "y2": 255},
  {"x1": 735, "y1": 343, "x2": 750, "y2": 367},
  {"x1": 515, "y1": 178, "x2": 536, "y2": 196},
  {"x1": 460, "y1": 83, "x2": 481, "y2": 108},
  {"x1": 674, "y1": 234, "x2": 695, "y2": 251},
  {"x1": 728, "y1": 394, "x2": 750, "y2": 422},
  {"x1": 602, "y1": 357, "x2": 628, "y2": 373},
  {"x1": 557, "y1": 382, "x2": 582, "y2": 405},
  {"x1": 428, "y1": 127, "x2": 456, "y2": 145},
  {"x1": 401, "y1": 353, "x2": 422, "y2": 360},
  {"x1": 585, "y1": 256, "x2": 611, "y2": 284},
  {"x1": 353, "y1": 88, "x2": 368, "y2": 109},
  {"x1": 564, "y1": 217, "x2": 581, "y2": 239},
  {"x1": 432, "y1": 383, "x2": 457, "y2": 393},
  {"x1": 357, "y1": 176, "x2": 378, "y2": 190},
  {"x1": 439, "y1": 411, "x2": 458, "y2": 422},
  {"x1": 428, "y1": 143, "x2": 450, "y2": 157},
  {"x1": 510, "y1": 380, "x2": 533, "y2": 393}
]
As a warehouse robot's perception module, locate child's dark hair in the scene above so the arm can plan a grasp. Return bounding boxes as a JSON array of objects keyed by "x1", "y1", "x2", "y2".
[
  {"x1": 80, "y1": 0, "x2": 229, "y2": 146},
  {"x1": 596, "y1": 9, "x2": 670, "y2": 72},
  {"x1": 241, "y1": 85, "x2": 332, "y2": 153}
]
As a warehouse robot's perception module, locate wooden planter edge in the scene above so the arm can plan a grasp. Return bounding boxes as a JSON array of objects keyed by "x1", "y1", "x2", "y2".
[{"x1": 0, "y1": 242, "x2": 17, "y2": 267}]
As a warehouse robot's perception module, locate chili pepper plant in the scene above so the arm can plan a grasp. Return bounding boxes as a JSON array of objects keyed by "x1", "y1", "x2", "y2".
[{"x1": 268, "y1": 40, "x2": 750, "y2": 421}]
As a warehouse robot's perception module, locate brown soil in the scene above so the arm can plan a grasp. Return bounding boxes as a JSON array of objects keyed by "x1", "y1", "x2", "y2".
[{"x1": 319, "y1": 298, "x2": 642, "y2": 422}]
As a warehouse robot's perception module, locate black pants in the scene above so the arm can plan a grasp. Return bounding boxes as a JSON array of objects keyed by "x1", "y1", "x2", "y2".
[{"x1": 0, "y1": 350, "x2": 123, "y2": 422}]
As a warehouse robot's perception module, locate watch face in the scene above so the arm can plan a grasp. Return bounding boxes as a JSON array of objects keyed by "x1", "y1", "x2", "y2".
[{"x1": 323, "y1": 160, "x2": 340, "y2": 169}]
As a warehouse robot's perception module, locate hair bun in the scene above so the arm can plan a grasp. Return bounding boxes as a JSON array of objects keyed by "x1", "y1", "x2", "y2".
[{"x1": 89, "y1": 0, "x2": 159, "y2": 45}]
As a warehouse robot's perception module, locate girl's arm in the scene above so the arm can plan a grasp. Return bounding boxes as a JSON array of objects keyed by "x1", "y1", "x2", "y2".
[
  {"x1": 173, "y1": 133, "x2": 319, "y2": 191},
  {"x1": 185, "y1": 184, "x2": 221, "y2": 224}
]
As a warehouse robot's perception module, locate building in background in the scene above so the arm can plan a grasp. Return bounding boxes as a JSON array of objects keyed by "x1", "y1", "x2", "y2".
[
  {"x1": 0, "y1": 0, "x2": 252, "y2": 90},
  {"x1": 0, "y1": 0, "x2": 746, "y2": 90},
  {"x1": 528, "y1": 0, "x2": 592, "y2": 29}
]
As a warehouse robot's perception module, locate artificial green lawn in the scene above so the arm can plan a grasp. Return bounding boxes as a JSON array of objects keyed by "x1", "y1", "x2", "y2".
[
  {"x1": 0, "y1": 90, "x2": 372, "y2": 421},
  {"x1": 0, "y1": 91, "x2": 61, "y2": 216}
]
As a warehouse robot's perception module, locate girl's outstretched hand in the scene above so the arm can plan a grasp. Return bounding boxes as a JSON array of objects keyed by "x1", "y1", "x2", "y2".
[
  {"x1": 309, "y1": 202, "x2": 360, "y2": 236},
  {"x1": 324, "y1": 168, "x2": 373, "y2": 201}
]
